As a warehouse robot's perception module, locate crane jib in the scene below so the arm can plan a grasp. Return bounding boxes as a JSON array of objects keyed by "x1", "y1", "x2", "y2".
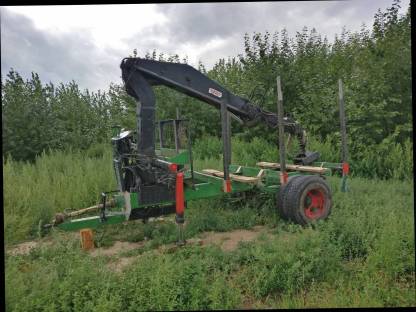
[{"x1": 120, "y1": 57, "x2": 314, "y2": 164}]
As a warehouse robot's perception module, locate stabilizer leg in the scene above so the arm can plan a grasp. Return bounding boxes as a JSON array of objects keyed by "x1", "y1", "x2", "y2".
[{"x1": 175, "y1": 172, "x2": 186, "y2": 246}]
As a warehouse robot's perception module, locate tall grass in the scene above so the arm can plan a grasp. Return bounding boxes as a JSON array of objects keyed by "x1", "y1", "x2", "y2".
[
  {"x1": 5, "y1": 176, "x2": 414, "y2": 309},
  {"x1": 4, "y1": 140, "x2": 415, "y2": 308},
  {"x1": 3, "y1": 134, "x2": 413, "y2": 244},
  {"x1": 194, "y1": 135, "x2": 413, "y2": 180},
  {"x1": 3, "y1": 145, "x2": 117, "y2": 244}
]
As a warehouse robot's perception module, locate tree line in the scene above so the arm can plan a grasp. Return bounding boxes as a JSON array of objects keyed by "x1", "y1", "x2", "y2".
[{"x1": 2, "y1": 0, "x2": 412, "y2": 178}]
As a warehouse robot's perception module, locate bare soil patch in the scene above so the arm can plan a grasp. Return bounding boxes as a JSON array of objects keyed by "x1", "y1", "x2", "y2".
[
  {"x1": 90, "y1": 240, "x2": 145, "y2": 257},
  {"x1": 107, "y1": 256, "x2": 138, "y2": 273},
  {"x1": 7, "y1": 236, "x2": 61, "y2": 256},
  {"x1": 104, "y1": 226, "x2": 273, "y2": 272},
  {"x1": 198, "y1": 225, "x2": 272, "y2": 252},
  {"x1": 7, "y1": 241, "x2": 39, "y2": 256},
  {"x1": 7, "y1": 225, "x2": 275, "y2": 273}
]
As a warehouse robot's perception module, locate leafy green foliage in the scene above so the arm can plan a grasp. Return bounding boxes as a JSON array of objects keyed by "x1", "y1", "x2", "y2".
[
  {"x1": 3, "y1": 2, "x2": 414, "y2": 308},
  {"x1": 5, "y1": 168, "x2": 414, "y2": 309},
  {"x1": 3, "y1": 146, "x2": 116, "y2": 244},
  {"x1": 2, "y1": 1, "x2": 411, "y2": 174},
  {"x1": 192, "y1": 135, "x2": 413, "y2": 180},
  {"x1": 3, "y1": 130, "x2": 412, "y2": 245}
]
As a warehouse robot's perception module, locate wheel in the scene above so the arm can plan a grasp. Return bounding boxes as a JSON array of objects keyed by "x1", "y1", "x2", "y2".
[
  {"x1": 278, "y1": 175, "x2": 332, "y2": 225},
  {"x1": 276, "y1": 175, "x2": 302, "y2": 220}
]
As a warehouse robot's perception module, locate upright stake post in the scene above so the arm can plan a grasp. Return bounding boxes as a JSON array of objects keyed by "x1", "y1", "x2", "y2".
[
  {"x1": 221, "y1": 98, "x2": 231, "y2": 193},
  {"x1": 338, "y1": 79, "x2": 349, "y2": 192},
  {"x1": 227, "y1": 110, "x2": 232, "y2": 166},
  {"x1": 174, "y1": 107, "x2": 181, "y2": 153},
  {"x1": 158, "y1": 122, "x2": 164, "y2": 150},
  {"x1": 277, "y1": 76, "x2": 288, "y2": 185},
  {"x1": 187, "y1": 123, "x2": 195, "y2": 189},
  {"x1": 173, "y1": 121, "x2": 180, "y2": 153}
]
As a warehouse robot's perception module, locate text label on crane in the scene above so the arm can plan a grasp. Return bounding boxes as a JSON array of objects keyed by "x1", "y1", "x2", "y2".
[{"x1": 208, "y1": 88, "x2": 222, "y2": 98}]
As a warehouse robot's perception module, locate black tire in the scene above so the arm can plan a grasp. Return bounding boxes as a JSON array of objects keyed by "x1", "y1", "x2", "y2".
[
  {"x1": 276, "y1": 175, "x2": 303, "y2": 220},
  {"x1": 278, "y1": 175, "x2": 332, "y2": 225}
]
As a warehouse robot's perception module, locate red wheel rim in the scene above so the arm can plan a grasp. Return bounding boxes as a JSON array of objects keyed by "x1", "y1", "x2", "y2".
[{"x1": 304, "y1": 188, "x2": 325, "y2": 219}]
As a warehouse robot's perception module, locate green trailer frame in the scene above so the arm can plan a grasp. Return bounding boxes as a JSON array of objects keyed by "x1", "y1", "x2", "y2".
[
  {"x1": 55, "y1": 77, "x2": 349, "y2": 236},
  {"x1": 57, "y1": 147, "x2": 342, "y2": 232}
]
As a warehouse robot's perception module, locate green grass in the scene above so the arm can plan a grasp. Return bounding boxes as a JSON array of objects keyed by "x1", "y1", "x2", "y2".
[
  {"x1": 4, "y1": 141, "x2": 415, "y2": 309},
  {"x1": 3, "y1": 147, "x2": 117, "y2": 244}
]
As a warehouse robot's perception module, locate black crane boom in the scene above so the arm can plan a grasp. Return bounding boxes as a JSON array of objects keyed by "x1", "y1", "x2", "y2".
[{"x1": 120, "y1": 57, "x2": 314, "y2": 163}]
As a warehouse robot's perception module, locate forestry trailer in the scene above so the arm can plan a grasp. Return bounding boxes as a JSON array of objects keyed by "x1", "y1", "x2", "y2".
[{"x1": 46, "y1": 57, "x2": 349, "y2": 245}]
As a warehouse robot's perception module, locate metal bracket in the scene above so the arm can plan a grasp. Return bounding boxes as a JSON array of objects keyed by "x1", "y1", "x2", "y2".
[{"x1": 100, "y1": 192, "x2": 107, "y2": 222}]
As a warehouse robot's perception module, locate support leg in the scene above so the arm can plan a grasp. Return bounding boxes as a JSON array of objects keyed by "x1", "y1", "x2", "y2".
[{"x1": 175, "y1": 172, "x2": 186, "y2": 246}]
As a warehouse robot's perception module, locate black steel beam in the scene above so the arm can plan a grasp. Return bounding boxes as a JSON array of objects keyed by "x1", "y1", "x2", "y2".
[{"x1": 277, "y1": 76, "x2": 287, "y2": 185}]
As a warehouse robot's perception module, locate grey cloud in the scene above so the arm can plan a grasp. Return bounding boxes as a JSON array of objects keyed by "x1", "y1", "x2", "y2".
[
  {"x1": 1, "y1": 8, "x2": 124, "y2": 91},
  {"x1": 124, "y1": 0, "x2": 410, "y2": 68},
  {"x1": 197, "y1": 34, "x2": 244, "y2": 67},
  {"x1": 156, "y1": 3, "x2": 259, "y2": 43},
  {"x1": 153, "y1": 1, "x2": 400, "y2": 45},
  {"x1": 1, "y1": 1, "x2": 410, "y2": 91}
]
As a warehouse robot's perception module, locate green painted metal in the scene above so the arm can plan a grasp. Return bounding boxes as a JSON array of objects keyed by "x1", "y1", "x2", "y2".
[
  {"x1": 154, "y1": 148, "x2": 190, "y2": 165},
  {"x1": 184, "y1": 171, "x2": 253, "y2": 201},
  {"x1": 156, "y1": 148, "x2": 189, "y2": 164},
  {"x1": 130, "y1": 192, "x2": 139, "y2": 209},
  {"x1": 167, "y1": 150, "x2": 190, "y2": 165},
  {"x1": 57, "y1": 214, "x2": 126, "y2": 231},
  {"x1": 56, "y1": 160, "x2": 343, "y2": 231},
  {"x1": 114, "y1": 194, "x2": 125, "y2": 209}
]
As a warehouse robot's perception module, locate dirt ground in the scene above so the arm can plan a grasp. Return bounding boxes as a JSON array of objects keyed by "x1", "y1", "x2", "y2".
[
  {"x1": 104, "y1": 225, "x2": 273, "y2": 272},
  {"x1": 7, "y1": 241, "x2": 40, "y2": 256},
  {"x1": 6, "y1": 225, "x2": 275, "y2": 273},
  {"x1": 90, "y1": 240, "x2": 146, "y2": 257},
  {"x1": 198, "y1": 225, "x2": 271, "y2": 251}
]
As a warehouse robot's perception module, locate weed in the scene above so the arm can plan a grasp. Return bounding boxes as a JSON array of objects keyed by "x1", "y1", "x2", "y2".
[{"x1": 4, "y1": 143, "x2": 415, "y2": 309}]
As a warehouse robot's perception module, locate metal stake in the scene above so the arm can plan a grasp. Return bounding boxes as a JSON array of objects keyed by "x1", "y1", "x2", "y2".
[
  {"x1": 227, "y1": 109, "x2": 232, "y2": 165},
  {"x1": 177, "y1": 223, "x2": 186, "y2": 246},
  {"x1": 173, "y1": 120, "x2": 180, "y2": 153},
  {"x1": 277, "y1": 76, "x2": 288, "y2": 185},
  {"x1": 338, "y1": 79, "x2": 349, "y2": 192},
  {"x1": 158, "y1": 122, "x2": 164, "y2": 150},
  {"x1": 221, "y1": 97, "x2": 231, "y2": 192}
]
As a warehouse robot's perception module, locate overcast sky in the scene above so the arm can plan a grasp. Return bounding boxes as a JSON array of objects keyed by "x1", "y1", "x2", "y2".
[{"x1": 0, "y1": 1, "x2": 410, "y2": 92}]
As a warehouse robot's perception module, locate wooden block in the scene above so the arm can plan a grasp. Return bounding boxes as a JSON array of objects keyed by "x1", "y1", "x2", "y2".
[
  {"x1": 202, "y1": 169, "x2": 259, "y2": 183},
  {"x1": 256, "y1": 162, "x2": 328, "y2": 174},
  {"x1": 80, "y1": 229, "x2": 94, "y2": 251}
]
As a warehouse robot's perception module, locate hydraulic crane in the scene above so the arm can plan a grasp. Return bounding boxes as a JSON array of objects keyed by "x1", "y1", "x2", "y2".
[{"x1": 47, "y1": 57, "x2": 349, "y2": 246}]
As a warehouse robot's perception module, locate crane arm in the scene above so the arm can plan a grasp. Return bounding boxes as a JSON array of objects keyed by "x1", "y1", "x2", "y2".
[{"x1": 120, "y1": 57, "x2": 313, "y2": 163}]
